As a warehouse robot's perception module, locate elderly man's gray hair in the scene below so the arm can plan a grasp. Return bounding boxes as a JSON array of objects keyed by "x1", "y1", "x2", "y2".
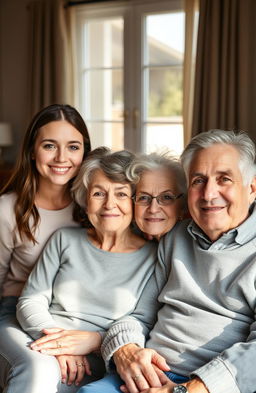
[
  {"x1": 181, "y1": 129, "x2": 256, "y2": 185},
  {"x1": 126, "y1": 151, "x2": 186, "y2": 195}
]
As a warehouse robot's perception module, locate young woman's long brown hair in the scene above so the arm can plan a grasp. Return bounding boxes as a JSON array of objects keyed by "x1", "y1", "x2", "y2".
[{"x1": 0, "y1": 104, "x2": 91, "y2": 243}]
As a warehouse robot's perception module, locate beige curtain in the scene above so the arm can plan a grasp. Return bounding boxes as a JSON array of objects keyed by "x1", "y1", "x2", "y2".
[
  {"x1": 192, "y1": 0, "x2": 256, "y2": 140},
  {"x1": 183, "y1": 0, "x2": 199, "y2": 146},
  {"x1": 27, "y1": 0, "x2": 74, "y2": 118}
]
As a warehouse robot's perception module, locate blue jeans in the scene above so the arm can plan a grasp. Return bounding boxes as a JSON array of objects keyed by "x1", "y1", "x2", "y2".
[
  {"x1": 77, "y1": 370, "x2": 189, "y2": 393},
  {"x1": 0, "y1": 296, "x2": 18, "y2": 318},
  {"x1": 165, "y1": 371, "x2": 189, "y2": 384}
]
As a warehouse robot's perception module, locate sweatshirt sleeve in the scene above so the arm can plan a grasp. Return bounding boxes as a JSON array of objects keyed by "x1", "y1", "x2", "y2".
[
  {"x1": 101, "y1": 234, "x2": 175, "y2": 370},
  {"x1": 193, "y1": 333, "x2": 256, "y2": 393},
  {"x1": 0, "y1": 194, "x2": 16, "y2": 297},
  {"x1": 16, "y1": 231, "x2": 62, "y2": 339}
]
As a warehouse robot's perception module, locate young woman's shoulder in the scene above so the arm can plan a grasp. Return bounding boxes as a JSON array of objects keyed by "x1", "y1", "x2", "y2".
[
  {"x1": 0, "y1": 192, "x2": 17, "y2": 216},
  {"x1": 0, "y1": 192, "x2": 17, "y2": 231},
  {"x1": 0, "y1": 192, "x2": 17, "y2": 208}
]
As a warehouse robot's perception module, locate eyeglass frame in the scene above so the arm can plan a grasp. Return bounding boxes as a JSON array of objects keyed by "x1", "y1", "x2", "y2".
[{"x1": 132, "y1": 192, "x2": 184, "y2": 206}]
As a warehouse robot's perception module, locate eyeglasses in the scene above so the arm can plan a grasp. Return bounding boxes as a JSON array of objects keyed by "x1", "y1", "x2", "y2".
[{"x1": 132, "y1": 192, "x2": 183, "y2": 206}]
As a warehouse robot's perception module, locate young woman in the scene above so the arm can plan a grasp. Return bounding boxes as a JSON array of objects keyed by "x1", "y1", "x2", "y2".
[{"x1": 0, "y1": 103, "x2": 91, "y2": 392}]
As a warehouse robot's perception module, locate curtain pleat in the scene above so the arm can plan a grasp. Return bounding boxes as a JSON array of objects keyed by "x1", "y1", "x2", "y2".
[
  {"x1": 27, "y1": 0, "x2": 72, "y2": 118},
  {"x1": 183, "y1": 0, "x2": 199, "y2": 146},
  {"x1": 192, "y1": 0, "x2": 256, "y2": 142}
]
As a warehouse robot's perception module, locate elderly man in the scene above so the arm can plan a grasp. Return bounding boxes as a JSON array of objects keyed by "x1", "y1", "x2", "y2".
[{"x1": 79, "y1": 130, "x2": 256, "y2": 393}]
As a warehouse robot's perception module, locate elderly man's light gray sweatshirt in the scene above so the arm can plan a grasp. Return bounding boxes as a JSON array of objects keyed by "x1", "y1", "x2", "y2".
[{"x1": 103, "y1": 204, "x2": 256, "y2": 393}]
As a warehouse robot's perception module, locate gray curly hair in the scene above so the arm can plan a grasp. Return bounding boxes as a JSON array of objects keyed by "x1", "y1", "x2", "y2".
[
  {"x1": 126, "y1": 151, "x2": 187, "y2": 195},
  {"x1": 72, "y1": 146, "x2": 136, "y2": 209}
]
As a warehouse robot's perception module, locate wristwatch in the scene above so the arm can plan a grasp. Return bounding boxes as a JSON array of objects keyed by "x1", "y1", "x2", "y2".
[{"x1": 173, "y1": 386, "x2": 188, "y2": 393}]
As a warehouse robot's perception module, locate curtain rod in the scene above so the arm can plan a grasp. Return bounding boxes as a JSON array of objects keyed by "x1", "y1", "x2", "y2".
[{"x1": 65, "y1": 0, "x2": 115, "y2": 7}]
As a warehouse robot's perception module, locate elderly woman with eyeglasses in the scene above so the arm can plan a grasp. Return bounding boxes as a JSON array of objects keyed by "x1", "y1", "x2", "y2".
[
  {"x1": 128, "y1": 151, "x2": 186, "y2": 241},
  {"x1": 14, "y1": 147, "x2": 160, "y2": 393}
]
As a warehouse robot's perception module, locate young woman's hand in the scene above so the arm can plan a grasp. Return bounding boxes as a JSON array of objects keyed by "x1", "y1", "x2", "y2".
[
  {"x1": 56, "y1": 354, "x2": 90, "y2": 386},
  {"x1": 30, "y1": 327, "x2": 102, "y2": 355}
]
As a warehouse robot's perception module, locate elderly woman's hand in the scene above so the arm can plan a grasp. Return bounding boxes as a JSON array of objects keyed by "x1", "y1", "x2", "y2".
[
  {"x1": 113, "y1": 344, "x2": 170, "y2": 393},
  {"x1": 56, "y1": 354, "x2": 90, "y2": 386},
  {"x1": 30, "y1": 327, "x2": 102, "y2": 356}
]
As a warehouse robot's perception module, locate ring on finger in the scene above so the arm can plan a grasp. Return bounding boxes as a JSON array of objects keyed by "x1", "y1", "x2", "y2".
[
  {"x1": 76, "y1": 362, "x2": 85, "y2": 368},
  {"x1": 56, "y1": 340, "x2": 62, "y2": 349},
  {"x1": 133, "y1": 374, "x2": 141, "y2": 381}
]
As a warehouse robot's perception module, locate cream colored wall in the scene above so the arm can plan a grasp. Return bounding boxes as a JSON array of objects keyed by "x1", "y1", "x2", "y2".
[{"x1": 0, "y1": 0, "x2": 29, "y2": 164}]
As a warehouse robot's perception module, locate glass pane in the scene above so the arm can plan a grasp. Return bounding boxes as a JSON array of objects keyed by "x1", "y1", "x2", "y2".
[
  {"x1": 84, "y1": 19, "x2": 123, "y2": 68},
  {"x1": 87, "y1": 122, "x2": 124, "y2": 150},
  {"x1": 146, "y1": 13, "x2": 185, "y2": 66},
  {"x1": 147, "y1": 67, "x2": 183, "y2": 118},
  {"x1": 145, "y1": 122, "x2": 184, "y2": 155},
  {"x1": 82, "y1": 69, "x2": 123, "y2": 121}
]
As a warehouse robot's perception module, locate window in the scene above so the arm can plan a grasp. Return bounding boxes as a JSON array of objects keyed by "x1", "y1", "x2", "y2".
[{"x1": 75, "y1": 0, "x2": 185, "y2": 154}]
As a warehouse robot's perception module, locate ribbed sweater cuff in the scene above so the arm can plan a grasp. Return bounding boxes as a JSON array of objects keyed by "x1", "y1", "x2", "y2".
[
  {"x1": 192, "y1": 358, "x2": 240, "y2": 393},
  {"x1": 101, "y1": 321, "x2": 146, "y2": 371}
]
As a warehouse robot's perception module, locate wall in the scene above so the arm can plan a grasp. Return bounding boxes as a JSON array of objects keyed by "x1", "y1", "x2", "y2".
[{"x1": 0, "y1": 0, "x2": 29, "y2": 164}]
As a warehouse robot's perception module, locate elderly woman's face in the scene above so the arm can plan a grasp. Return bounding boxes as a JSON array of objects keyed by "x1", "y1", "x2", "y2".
[
  {"x1": 87, "y1": 169, "x2": 133, "y2": 234},
  {"x1": 134, "y1": 168, "x2": 183, "y2": 238}
]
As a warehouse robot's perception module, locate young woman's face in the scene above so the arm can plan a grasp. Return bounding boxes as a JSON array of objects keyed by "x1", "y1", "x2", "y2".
[{"x1": 33, "y1": 120, "x2": 84, "y2": 188}]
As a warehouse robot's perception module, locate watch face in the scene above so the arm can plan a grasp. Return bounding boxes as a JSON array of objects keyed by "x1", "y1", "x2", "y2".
[{"x1": 173, "y1": 385, "x2": 188, "y2": 393}]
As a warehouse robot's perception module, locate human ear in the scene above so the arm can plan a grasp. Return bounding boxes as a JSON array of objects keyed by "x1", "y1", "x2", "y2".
[{"x1": 248, "y1": 176, "x2": 256, "y2": 204}]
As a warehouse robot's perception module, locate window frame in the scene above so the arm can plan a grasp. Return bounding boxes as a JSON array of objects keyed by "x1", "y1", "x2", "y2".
[{"x1": 74, "y1": 0, "x2": 185, "y2": 153}]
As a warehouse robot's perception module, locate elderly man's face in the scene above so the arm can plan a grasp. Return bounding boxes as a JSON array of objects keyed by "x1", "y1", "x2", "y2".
[{"x1": 188, "y1": 144, "x2": 256, "y2": 241}]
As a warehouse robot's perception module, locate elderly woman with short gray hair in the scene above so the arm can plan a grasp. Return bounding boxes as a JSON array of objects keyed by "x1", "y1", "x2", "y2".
[
  {"x1": 127, "y1": 151, "x2": 186, "y2": 240},
  {"x1": 15, "y1": 147, "x2": 159, "y2": 393}
]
